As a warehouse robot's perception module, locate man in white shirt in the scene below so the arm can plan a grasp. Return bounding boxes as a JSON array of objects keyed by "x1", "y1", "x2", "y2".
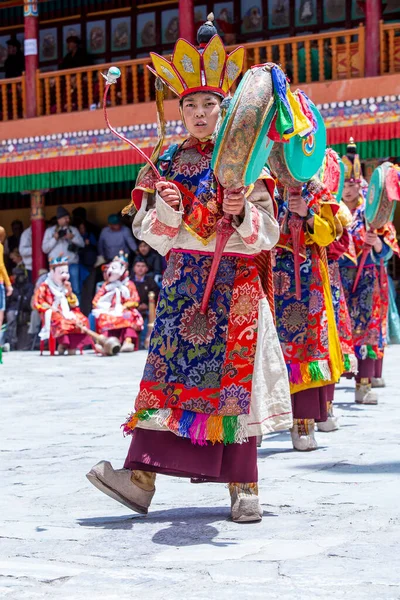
[
  {"x1": 19, "y1": 225, "x2": 32, "y2": 281},
  {"x1": 42, "y1": 206, "x2": 84, "y2": 295}
]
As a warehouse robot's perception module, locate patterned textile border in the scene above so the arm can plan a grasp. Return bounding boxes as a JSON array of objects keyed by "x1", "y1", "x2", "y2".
[{"x1": 0, "y1": 96, "x2": 399, "y2": 192}]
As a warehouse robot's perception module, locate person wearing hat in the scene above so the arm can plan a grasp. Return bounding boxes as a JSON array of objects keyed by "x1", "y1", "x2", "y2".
[
  {"x1": 339, "y1": 139, "x2": 398, "y2": 405},
  {"x1": 33, "y1": 256, "x2": 90, "y2": 355},
  {"x1": 86, "y1": 15, "x2": 292, "y2": 522},
  {"x1": 98, "y1": 214, "x2": 137, "y2": 264},
  {"x1": 4, "y1": 38, "x2": 24, "y2": 79},
  {"x1": 42, "y1": 206, "x2": 84, "y2": 297},
  {"x1": 60, "y1": 35, "x2": 91, "y2": 70}
]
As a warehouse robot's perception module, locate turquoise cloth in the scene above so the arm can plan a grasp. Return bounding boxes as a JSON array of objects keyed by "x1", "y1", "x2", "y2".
[{"x1": 388, "y1": 275, "x2": 400, "y2": 345}]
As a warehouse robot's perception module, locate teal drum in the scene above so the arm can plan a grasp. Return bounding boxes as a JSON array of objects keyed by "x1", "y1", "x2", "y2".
[
  {"x1": 268, "y1": 103, "x2": 326, "y2": 187},
  {"x1": 365, "y1": 161, "x2": 396, "y2": 229},
  {"x1": 212, "y1": 64, "x2": 276, "y2": 189}
]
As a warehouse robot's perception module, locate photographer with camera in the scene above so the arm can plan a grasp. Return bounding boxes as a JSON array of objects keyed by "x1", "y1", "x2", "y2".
[{"x1": 42, "y1": 206, "x2": 84, "y2": 297}]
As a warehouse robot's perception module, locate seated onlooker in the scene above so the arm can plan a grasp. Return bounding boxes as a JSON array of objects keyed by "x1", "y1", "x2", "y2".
[
  {"x1": 130, "y1": 258, "x2": 160, "y2": 318},
  {"x1": 136, "y1": 241, "x2": 163, "y2": 283},
  {"x1": 41, "y1": 206, "x2": 84, "y2": 296},
  {"x1": 60, "y1": 36, "x2": 91, "y2": 70},
  {"x1": 4, "y1": 38, "x2": 24, "y2": 79},
  {"x1": 98, "y1": 214, "x2": 137, "y2": 263},
  {"x1": 19, "y1": 225, "x2": 32, "y2": 281},
  {"x1": 130, "y1": 258, "x2": 159, "y2": 348}
]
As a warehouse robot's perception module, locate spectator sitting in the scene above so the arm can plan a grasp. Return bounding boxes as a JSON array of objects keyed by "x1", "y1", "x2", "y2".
[
  {"x1": 130, "y1": 258, "x2": 159, "y2": 318},
  {"x1": 98, "y1": 214, "x2": 137, "y2": 263},
  {"x1": 60, "y1": 36, "x2": 91, "y2": 70},
  {"x1": 136, "y1": 241, "x2": 163, "y2": 282},
  {"x1": 41, "y1": 206, "x2": 84, "y2": 296},
  {"x1": 18, "y1": 225, "x2": 32, "y2": 281},
  {"x1": 72, "y1": 207, "x2": 100, "y2": 239},
  {"x1": 4, "y1": 38, "x2": 24, "y2": 79}
]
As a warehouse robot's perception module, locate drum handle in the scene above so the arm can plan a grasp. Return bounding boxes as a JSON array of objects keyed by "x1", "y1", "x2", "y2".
[
  {"x1": 285, "y1": 187, "x2": 304, "y2": 301},
  {"x1": 352, "y1": 228, "x2": 373, "y2": 293},
  {"x1": 199, "y1": 185, "x2": 236, "y2": 315}
]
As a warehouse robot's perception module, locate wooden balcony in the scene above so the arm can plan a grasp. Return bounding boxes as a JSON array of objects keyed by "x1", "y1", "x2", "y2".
[
  {"x1": 0, "y1": 25, "x2": 366, "y2": 121},
  {"x1": 380, "y1": 21, "x2": 400, "y2": 75}
]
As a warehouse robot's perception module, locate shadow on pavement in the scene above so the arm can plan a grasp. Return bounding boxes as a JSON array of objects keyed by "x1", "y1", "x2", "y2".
[
  {"x1": 77, "y1": 506, "x2": 278, "y2": 544},
  {"x1": 292, "y1": 461, "x2": 400, "y2": 474}
]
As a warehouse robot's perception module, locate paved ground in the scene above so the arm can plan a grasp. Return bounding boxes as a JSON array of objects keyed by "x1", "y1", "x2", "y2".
[{"x1": 1, "y1": 347, "x2": 400, "y2": 600}]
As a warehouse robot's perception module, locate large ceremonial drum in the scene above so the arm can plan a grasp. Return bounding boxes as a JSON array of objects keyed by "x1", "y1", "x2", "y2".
[
  {"x1": 211, "y1": 64, "x2": 276, "y2": 189},
  {"x1": 268, "y1": 103, "x2": 327, "y2": 187},
  {"x1": 365, "y1": 161, "x2": 396, "y2": 229}
]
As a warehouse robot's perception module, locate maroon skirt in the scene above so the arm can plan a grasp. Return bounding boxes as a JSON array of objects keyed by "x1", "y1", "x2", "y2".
[
  {"x1": 356, "y1": 357, "x2": 376, "y2": 381},
  {"x1": 291, "y1": 385, "x2": 330, "y2": 422},
  {"x1": 124, "y1": 428, "x2": 258, "y2": 483}
]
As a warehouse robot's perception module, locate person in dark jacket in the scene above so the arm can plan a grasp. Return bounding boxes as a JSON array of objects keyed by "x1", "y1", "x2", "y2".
[
  {"x1": 60, "y1": 36, "x2": 91, "y2": 70},
  {"x1": 4, "y1": 39, "x2": 24, "y2": 79},
  {"x1": 136, "y1": 241, "x2": 163, "y2": 281}
]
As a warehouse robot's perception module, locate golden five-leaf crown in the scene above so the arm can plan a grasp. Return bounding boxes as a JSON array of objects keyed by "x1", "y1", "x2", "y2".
[
  {"x1": 148, "y1": 14, "x2": 244, "y2": 99},
  {"x1": 342, "y1": 137, "x2": 362, "y2": 183}
]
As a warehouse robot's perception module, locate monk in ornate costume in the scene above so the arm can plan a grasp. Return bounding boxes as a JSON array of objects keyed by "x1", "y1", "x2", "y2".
[
  {"x1": 87, "y1": 16, "x2": 292, "y2": 523},
  {"x1": 340, "y1": 141, "x2": 400, "y2": 404},
  {"x1": 272, "y1": 178, "x2": 343, "y2": 451},
  {"x1": 318, "y1": 200, "x2": 357, "y2": 432},
  {"x1": 92, "y1": 251, "x2": 144, "y2": 352},
  {"x1": 34, "y1": 256, "x2": 90, "y2": 355}
]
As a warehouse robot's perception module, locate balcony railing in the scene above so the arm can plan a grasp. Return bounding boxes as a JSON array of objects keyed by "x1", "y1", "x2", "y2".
[
  {"x1": 380, "y1": 21, "x2": 400, "y2": 75},
  {"x1": 0, "y1": 25, "x2": 365, "y2": 121},
  {"x1": 0, "y1": 75, "x2": 25, "y2": 121}
]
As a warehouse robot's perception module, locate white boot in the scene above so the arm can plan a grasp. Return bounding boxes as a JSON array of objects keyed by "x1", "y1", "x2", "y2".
[
  {"x1": 371, "y1": 377, "x2": 385, "y2": 388},
  {"x1": 86, "y1": 461, "x2": 155, "y2": 514},
  {"x1": 355, "y1": 381, "x2": 378, "y2": 405},
  {"x1": 291, "y1": 419, "x2": 318, "y2": 451},
  {"x1": 121, "y1": 338, "x2": 135, "y2": 352},
  {"x1": 317, "y1": 403, "x2": 339, "y2": 432},
  {"x1": 229, "y1": 483, "x2": 262, "y2": 523}
]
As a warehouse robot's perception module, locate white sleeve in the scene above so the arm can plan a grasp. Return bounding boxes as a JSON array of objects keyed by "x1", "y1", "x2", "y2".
[{"x1": 132, "y1": 191, "x2": 184, "y2": 256}]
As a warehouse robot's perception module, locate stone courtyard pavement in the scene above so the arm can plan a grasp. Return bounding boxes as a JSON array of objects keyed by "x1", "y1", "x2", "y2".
[{"x1": 1, "y1": 347, "x2": 400, "y2": 600}]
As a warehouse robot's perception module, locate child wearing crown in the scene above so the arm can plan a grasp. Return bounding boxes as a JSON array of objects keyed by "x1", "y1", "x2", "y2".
[
  {"x1": 339, "y1": 139, "x2": 400, "y2": 405},
  {"x1": 92, "y1": 251, "x2": 144, "y2": 352},
  {"x1": 86, "y1": 15, "x2": 292, "y2": 523},
  {"x1": 33, "y1": 256, "x2": 90, "y2": 355}
]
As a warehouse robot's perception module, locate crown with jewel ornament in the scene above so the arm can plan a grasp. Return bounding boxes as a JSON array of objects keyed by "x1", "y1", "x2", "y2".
[
  {"x1": 342, "y1": 137, "x2": 362, "y2": 183},
  {"x1": 49, "y1": 255, "x2": 69, "y2": 269},
  {"x1": 148, "y1": 13, "x2": 244, "y2": 99},
  {"x1": 112, "y1": 250, "x2": 129, "y2": 266}
]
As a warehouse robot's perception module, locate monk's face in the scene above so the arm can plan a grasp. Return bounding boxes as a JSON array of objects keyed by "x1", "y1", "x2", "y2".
[
  {"x1": 342, "y1": 181, "x2": 361, "y2": 208},
  {"x1": 181, "y1": 93, "x2": 221, "y2": 140}
]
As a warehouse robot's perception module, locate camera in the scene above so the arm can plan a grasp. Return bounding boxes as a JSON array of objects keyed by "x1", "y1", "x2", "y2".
[{"x1": 58, "y1": 228, "x2": 68, "y2": 239}]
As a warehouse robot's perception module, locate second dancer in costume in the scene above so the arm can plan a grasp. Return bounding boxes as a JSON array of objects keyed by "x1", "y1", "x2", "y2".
[
  {"x1": 273, "y1": 178, "x2": 343, "y2": 450},
  {"x1": 339, "y1": 140, "x2": 399, "y2": 404}
]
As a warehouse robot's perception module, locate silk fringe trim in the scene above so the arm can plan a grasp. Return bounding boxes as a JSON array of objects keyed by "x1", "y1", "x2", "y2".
[
  {"x1": 287, "y1": 359, "x2": 332, "y2": 385},
  {"x1": 122, "y1": 409, "x2": 249, "y2": 446}
]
